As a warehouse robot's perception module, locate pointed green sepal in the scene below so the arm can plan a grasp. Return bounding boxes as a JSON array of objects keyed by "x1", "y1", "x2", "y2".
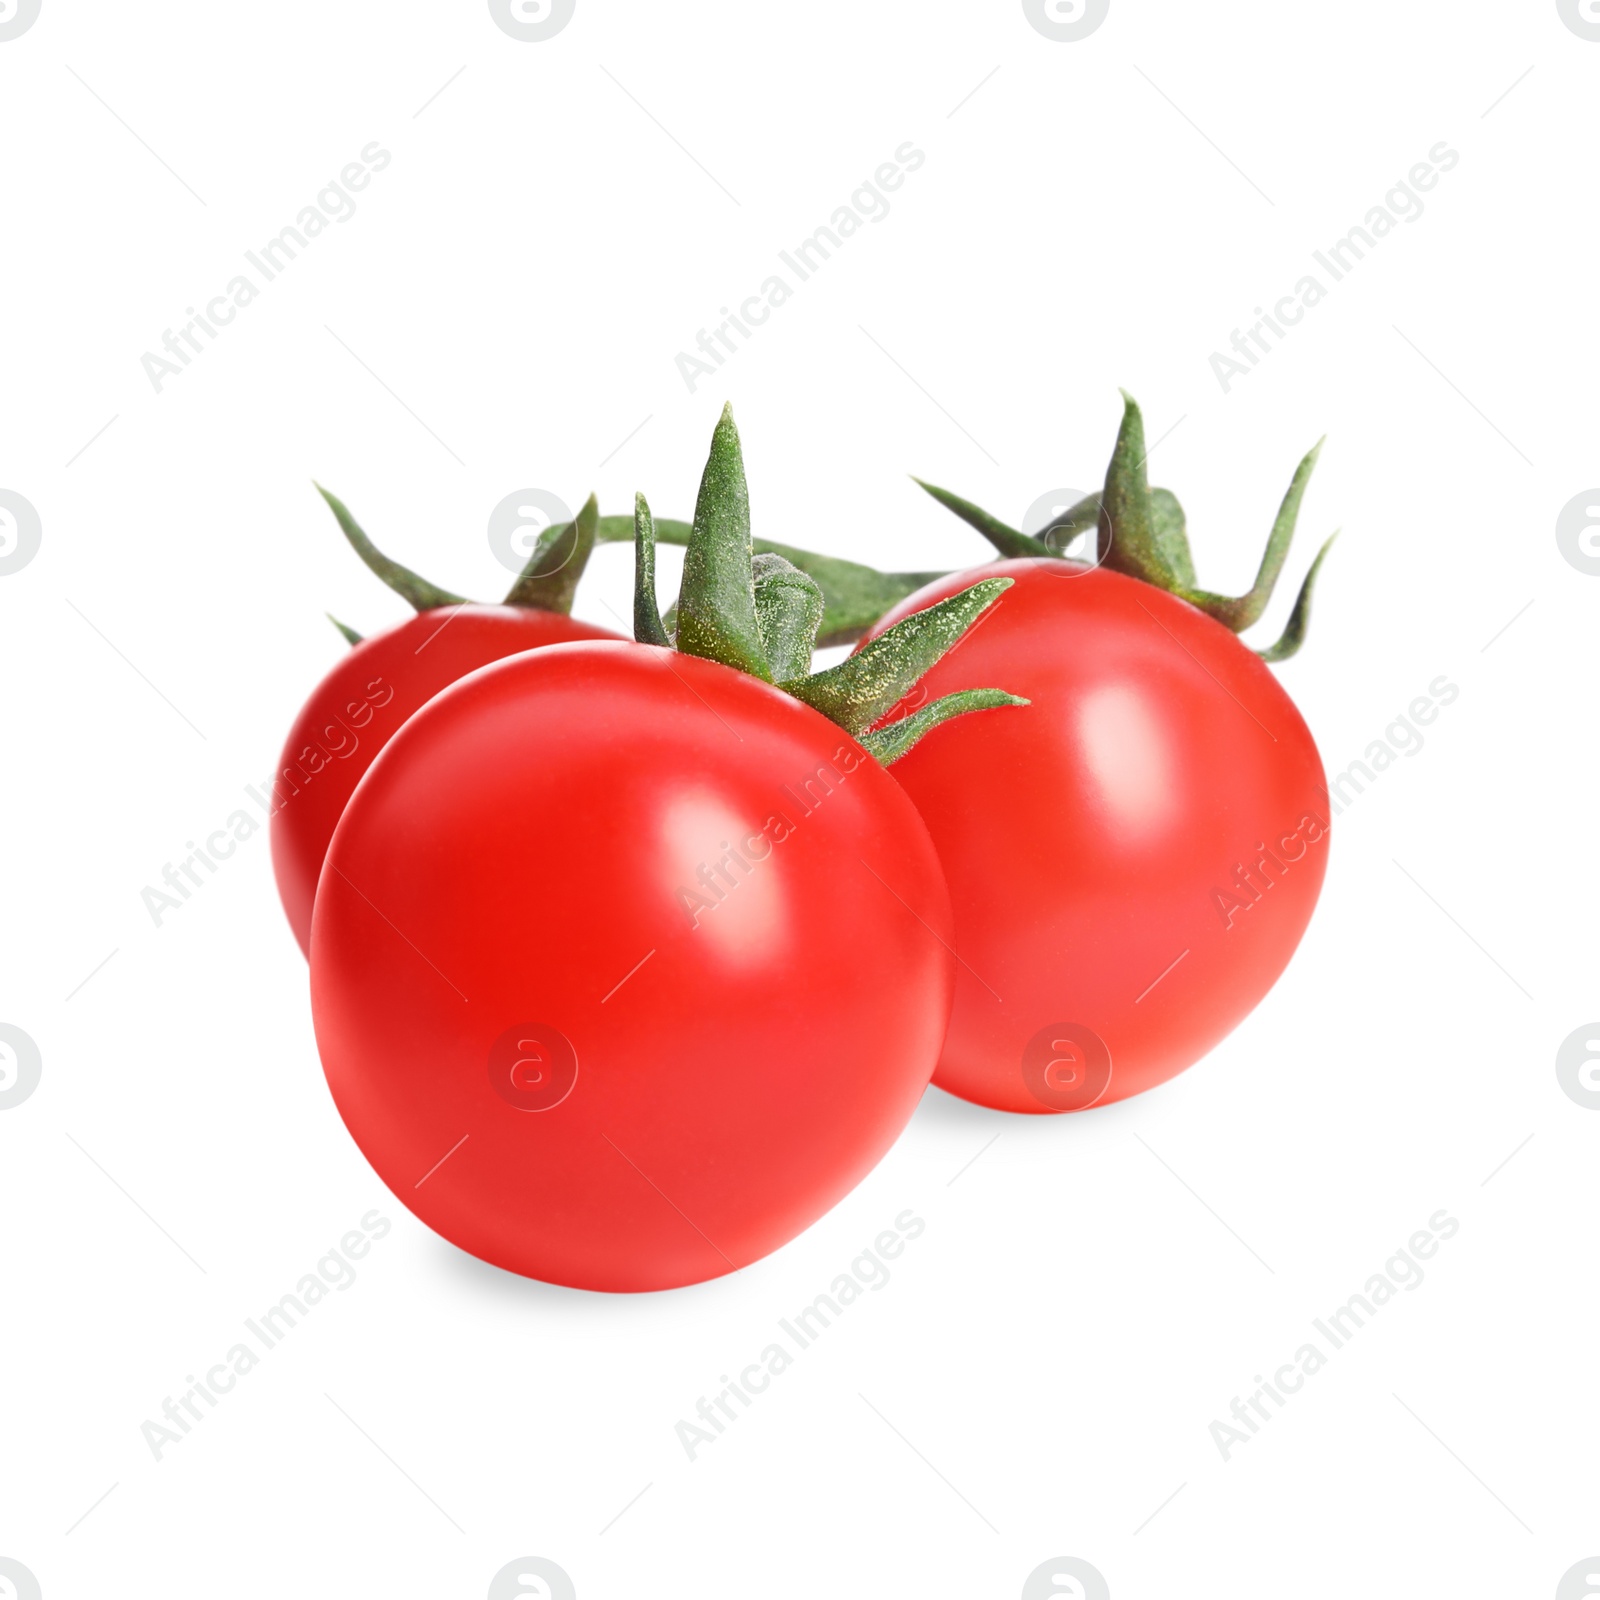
[
  {"x1": 1097, "y1": 392, "x2": 1178, "y2": 587},
  {"x1": 753, "y1": 553, "x2": 823, "y2": 683},
  {"x1": 674, "y1": 403, "x2": 770, "y2": 680},
  {"x1": 1176, "y1": 437, "x2": 1323, "y2": 631},
  {"x1": 326, "y1": 613, "x2": 362, "y2": 647},
  {"x1": 917, "y1": 478, "x2": 1188, "y2": 573},
  {"x1": 913, "y1": 478, "x2": 1051, "y2": 560},
  {"x1": 788, "y1": 576, "x2": 1012, "y2": 736},
  {"x1": 503, "y1": 492, "x2": 599, "y2": 612},
  {"x1": 1256, "y1": 531, "x2": 1338, "y2": 663},
  {"x1": 314, "y1": 483, "x2": 467, "y2": 612},
  {"x1": 632, "y1": 492, "x2": 672, "y2": 647},
  {"x1": 860, "y1": 688, "x2": 1029, "y2": 765}
]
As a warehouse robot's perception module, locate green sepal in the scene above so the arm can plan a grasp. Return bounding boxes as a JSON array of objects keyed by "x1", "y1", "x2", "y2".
[
  {"x1": 674, "y1": 403, "x2": 770, "y2": 681},
  {"x1": 502, "y1": 492, "x2": 599, "y2": 613},
  {"x1": 912, "y1": 478, "x2": 1051, "y2": 560},
  {"x1": 787, "y1": 576, "x2": 1012, "y2": 735},
  {"x1": 326, "y1": 613, "x2": 362, "y2": 647},
  {"x1": 1098, "y1": 392, "x2": 1182, "y2": 587},
  {"x1": 631, "y1": 493, "x2": 672, "y2": 647},
  {"x1": 314, "y1": 483, "x2": 467, "y2": 612},
  {"x1": 917, "y1": 479, "x2": 1189, "y2": 573},
  {"x1": 861, "y1": 688, "x2": 1030, "y2": 766},
  {"x1": 1256, "y1": 532, "x2": 1338, "y2": 663},
  {"x1": 753, "y1": 552, "x2": 824, "y2": 682},
  {"x1": 1173, "y1": 438, "x2": 1323, "y2": 630},
  {"x1": 917, "y1": 478, "x2": 1186, "y2": 574}
]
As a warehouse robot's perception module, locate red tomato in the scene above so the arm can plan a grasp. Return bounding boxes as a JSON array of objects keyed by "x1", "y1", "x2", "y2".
[
  {"x1": 309, "y1": 640, "x2": 953, "y2": 1291},
  {"x1": 270, "y1": 605, "x2": 617, "y2": 956},
  {"x1": 863, "y1": 559, "x2": 1329, "y2": 1114}
]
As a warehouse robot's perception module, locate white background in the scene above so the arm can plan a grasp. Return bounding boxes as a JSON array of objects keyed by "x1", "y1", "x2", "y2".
[{"x1": 1, "y1": 2, "x2": 1596, "y2": 1596}]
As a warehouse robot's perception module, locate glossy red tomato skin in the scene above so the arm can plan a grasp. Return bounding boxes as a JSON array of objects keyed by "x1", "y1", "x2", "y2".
[
  {"x1": 309, "y1": 641, "x2": 953, "y2": 1292},
  {"x1": 864, "y1": 559, "x2": 1329, "y2": 1115},
  {"x1": 270, "y1": 605, "x2": 618, "y2": 956}
]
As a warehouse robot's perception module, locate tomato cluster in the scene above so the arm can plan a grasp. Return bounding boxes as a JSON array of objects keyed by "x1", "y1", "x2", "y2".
[{"x1": 273, "y1": 397, "x2": 1333, "y2": 1290}]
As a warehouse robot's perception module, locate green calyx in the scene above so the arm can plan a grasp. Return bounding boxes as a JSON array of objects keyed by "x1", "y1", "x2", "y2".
[
  {"x1": 633, "y1": 404, "x2": 1027, "y2": 766},
  {"x1": 313, "y1": 477, "x2": 936, "y2": 650},
  {"x1": 915, "y1": 392, "x2": 1338, "y2": 662},
  {"x1": 313, "y1": 479, "x2": 601, "y2": 624}
]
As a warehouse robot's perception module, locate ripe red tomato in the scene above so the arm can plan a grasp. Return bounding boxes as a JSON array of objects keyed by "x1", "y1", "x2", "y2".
[
  {"x1": 862, "y1": 559, "x2": 1329, "y2": 1114},
  {"x1": 309, "y1": 639, "x2": 954, "y2": 1291},
  {"x1": 270, "y1": 605, "x2": 618, "y2": 956}
]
